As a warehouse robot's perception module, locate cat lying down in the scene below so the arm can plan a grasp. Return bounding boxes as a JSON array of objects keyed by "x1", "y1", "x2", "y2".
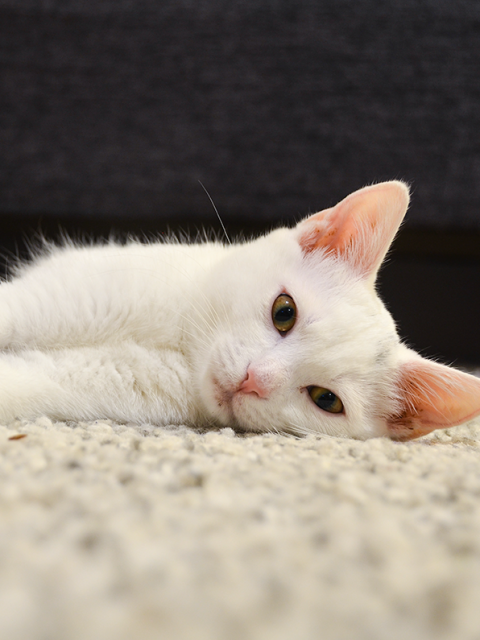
[{"x1": 1, "y1": 181, "x2": 479, "y2": 440}]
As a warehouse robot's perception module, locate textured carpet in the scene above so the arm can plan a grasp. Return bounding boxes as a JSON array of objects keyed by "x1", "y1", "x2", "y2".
[{"x1": 2, "y1": 411, "x2": 480, "y2": 640}]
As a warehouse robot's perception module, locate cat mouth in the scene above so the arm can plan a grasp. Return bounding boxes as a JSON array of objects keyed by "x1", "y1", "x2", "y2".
[
  {"x1": 211, "y1": 376, "x2": 257, "y2": 423},
  {"x1": 209, "y1": 374, "x2": 271, "y2": 434},
  {"x1": 211, "y1": 376, "x2": 235, "y2": 414}
]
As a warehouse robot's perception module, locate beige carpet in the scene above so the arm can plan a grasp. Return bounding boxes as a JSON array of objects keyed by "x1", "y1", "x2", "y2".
[{"x1": 2, "y1": 413, "x2": 480, "y2": 640}]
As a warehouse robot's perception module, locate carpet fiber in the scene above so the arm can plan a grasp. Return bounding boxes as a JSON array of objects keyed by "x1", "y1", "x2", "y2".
[{"x1": 2, "y1": 411, "x2": 480, "y2": 640}]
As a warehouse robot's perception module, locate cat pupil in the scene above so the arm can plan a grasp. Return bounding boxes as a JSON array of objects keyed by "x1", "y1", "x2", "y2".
[
  {"x1": 319, "y1": 391, "x2": 335, "y2": 406},
  {"x1": 277, "y1": 308, "x2": 293, "y2": 320}
]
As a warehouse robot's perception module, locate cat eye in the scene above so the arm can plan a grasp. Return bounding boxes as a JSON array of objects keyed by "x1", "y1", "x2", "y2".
[
  {"x1": 272, "y1": 294, "x2": 297, "y2": 334},
  {"x1": 307, "y1": 386, "x2": 344, "y2": 414}
]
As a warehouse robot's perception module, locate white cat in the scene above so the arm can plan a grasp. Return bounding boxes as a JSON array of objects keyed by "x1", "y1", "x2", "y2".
[{"x1": 0, "y1": 181, "x2": 479, "y2": 440}]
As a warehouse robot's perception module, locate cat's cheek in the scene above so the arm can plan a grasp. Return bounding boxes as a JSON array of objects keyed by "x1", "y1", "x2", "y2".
[
  {"x1": 348, "y1": 416, "x2": 390, "y2": 440},
  {"x1": 291, "y1": 390, "x2": 388, "y2": 440}
]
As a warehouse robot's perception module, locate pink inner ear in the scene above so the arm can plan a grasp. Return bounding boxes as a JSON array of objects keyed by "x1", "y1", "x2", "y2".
[
  {"x1": 297, "y1": 182, "x2": 409, "y2": 279},
  {"x1": 388, "y1": 360, "x2": 480, "y2": 441}
]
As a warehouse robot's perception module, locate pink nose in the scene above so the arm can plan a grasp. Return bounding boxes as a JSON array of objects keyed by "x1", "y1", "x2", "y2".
[{"x1": 238, "y1": 367, "x2": 269, "y2": 399}]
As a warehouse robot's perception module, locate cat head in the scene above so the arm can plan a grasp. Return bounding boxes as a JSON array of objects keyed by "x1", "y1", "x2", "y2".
[{"x1": 195, "y1": 181, "x2": 480, "y2": 440}]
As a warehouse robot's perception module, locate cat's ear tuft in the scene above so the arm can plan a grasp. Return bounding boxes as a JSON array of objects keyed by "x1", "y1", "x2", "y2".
[
  {"x1": 388, "y1": 359, "x2": 480, "y2": 441},
  {"x1": 296, "y1": 181, "x2": 410, "y2": 280}
]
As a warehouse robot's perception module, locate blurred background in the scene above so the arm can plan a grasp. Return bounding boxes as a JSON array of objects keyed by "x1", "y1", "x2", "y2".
[{"x1": 1, "y1": 0, "x2": 479, "y2": 364}]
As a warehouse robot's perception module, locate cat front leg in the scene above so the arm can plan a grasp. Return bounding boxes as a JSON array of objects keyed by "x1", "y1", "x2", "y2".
[{"x1": 0, "y1": 343, "x2": 200, "y2": 426}]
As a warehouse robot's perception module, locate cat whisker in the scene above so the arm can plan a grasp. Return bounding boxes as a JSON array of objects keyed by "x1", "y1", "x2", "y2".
[
  {"x1": 174, "y1": 308, "x2": 217, "y2": 346},
  {"x1": 198, "y1": 180, "x2": 231, "y2": 245},
  {"x1": 174, "y1": 327, "x2": 210, "y2": 351},
  {"x1": 287, "y1": 422, "x2": 313, "y2": 438},
  {"x1": 287, "y1": 421, "x2": 340, "y2": 440}
]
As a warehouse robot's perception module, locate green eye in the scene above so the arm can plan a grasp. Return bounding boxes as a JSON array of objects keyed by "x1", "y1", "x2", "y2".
[
  {"x1": 272, "y1": 294, "x2": 297, "y2": 334},
  {"x1": 308, "y1": 386, "x2": 344, "y2": 414}
]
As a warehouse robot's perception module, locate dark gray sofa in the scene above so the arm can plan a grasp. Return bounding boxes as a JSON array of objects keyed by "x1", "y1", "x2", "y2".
[{"x1": 1, "y1": 0, "x2": 480, "y2": 361}]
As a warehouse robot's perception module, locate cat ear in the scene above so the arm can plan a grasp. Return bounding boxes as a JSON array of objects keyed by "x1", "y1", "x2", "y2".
[
  {"x1": 296, "y1": 181, "x2": 410, "y2": 280},
  {"x1": 388, "y1": 359, "x2": 480, "y2": 441}
]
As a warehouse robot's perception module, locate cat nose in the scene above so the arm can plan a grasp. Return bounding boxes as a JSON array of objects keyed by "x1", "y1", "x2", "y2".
[{"x1": 238, "y1": 367, "x2": 270, "y2": 399}]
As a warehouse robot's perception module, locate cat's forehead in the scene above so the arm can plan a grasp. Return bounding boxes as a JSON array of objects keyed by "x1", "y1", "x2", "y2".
[
  {"x1": 292, "y1": 274, "x2": 399, "y2": 373},
  {"x1": 286, "y1": 258, "x2": 377, "y2": 320},
  {"x1": 304, "y1": 299, "x2": 390, "y2": 341}
]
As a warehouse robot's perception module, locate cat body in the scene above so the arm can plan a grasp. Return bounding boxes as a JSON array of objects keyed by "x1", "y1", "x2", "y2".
[{"x1": 1, "y1": 181, "x2": 479, "y2": 440}]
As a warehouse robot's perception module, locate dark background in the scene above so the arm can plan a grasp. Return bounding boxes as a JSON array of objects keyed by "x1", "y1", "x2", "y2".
[{"x1": 1, "y1": 0, "x2": 480, "y2": 364}]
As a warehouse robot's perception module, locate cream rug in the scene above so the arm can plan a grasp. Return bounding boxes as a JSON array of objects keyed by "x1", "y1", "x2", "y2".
[{"x1": 2, "y1": 411, "x2": 480, "y2": 640}]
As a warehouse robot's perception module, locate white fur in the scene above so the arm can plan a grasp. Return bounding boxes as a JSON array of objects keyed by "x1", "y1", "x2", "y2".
[{"x1": 0, "y1": 182, "x2": 475, "y2": 439}]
